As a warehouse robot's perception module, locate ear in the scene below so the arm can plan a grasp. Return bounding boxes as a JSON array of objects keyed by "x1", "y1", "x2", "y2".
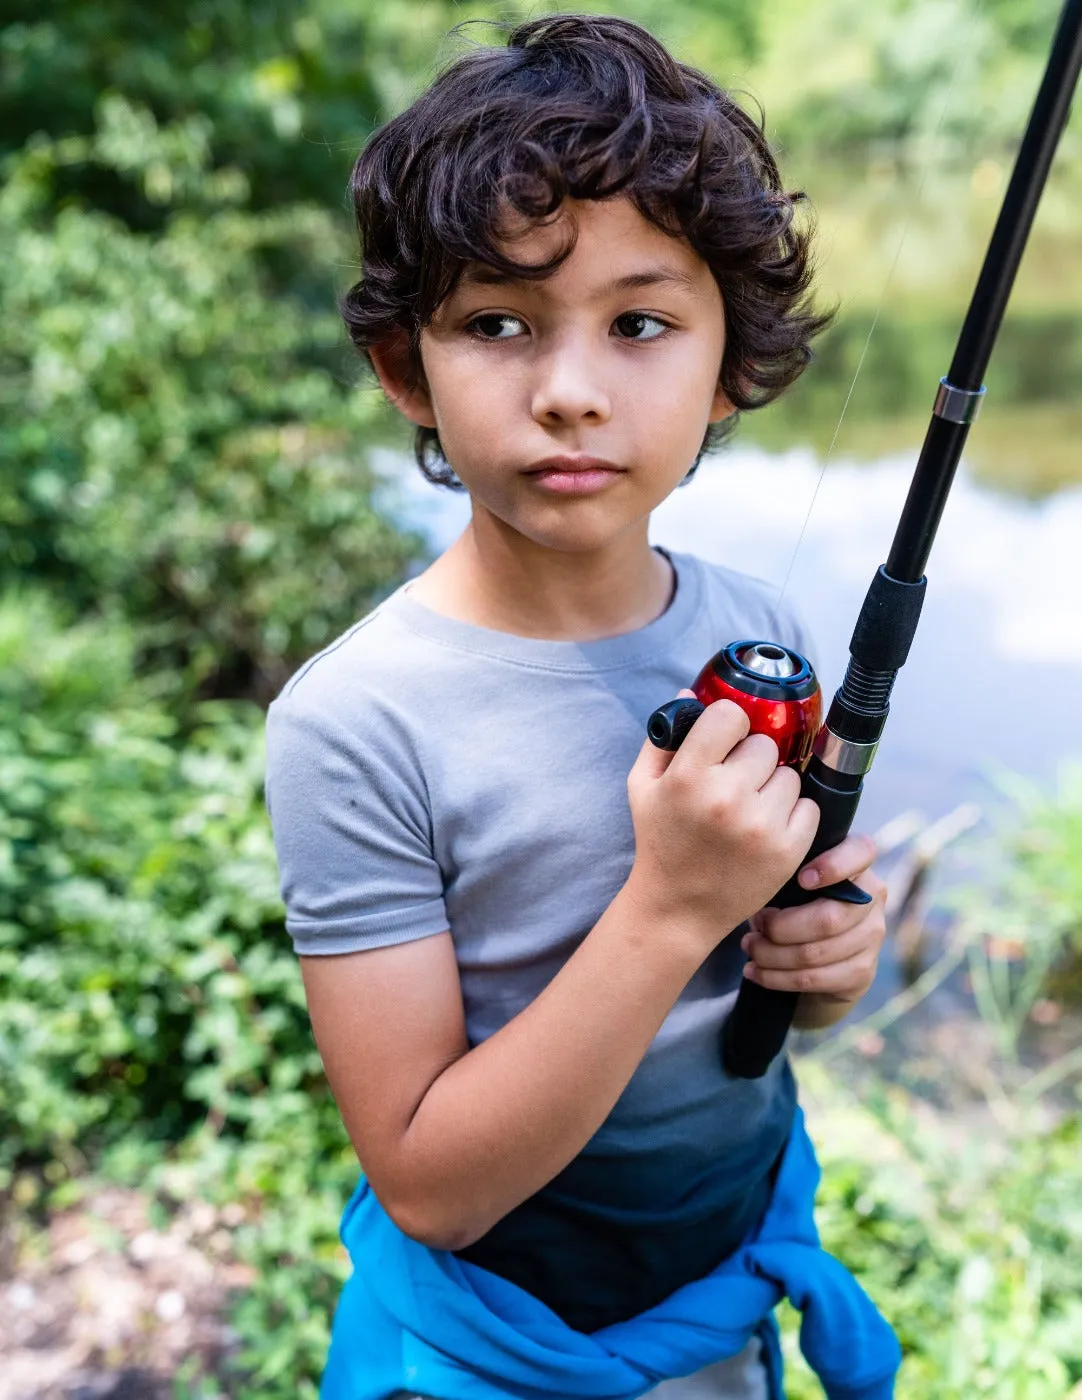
[{"x1": 368, "y1": 330, "x2": 438, "y2": 429}]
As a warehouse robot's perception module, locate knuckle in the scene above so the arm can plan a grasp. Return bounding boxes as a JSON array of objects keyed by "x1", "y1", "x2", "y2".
[
  {"x1": 747, "y1": 732, "x2": 780, "y2": 762},
  {"x1": 745, "y1": 808, "x2": 772, "y2": 843},
  {"x1": 712, "y1": 698, "x2": 751, "y2": 737},
  {"x1": 824, "y1": 900, "x2": 854, "y2": 935},
  {"x1": 706, "y1": 785, "x2": 736, "y2": 822},
  {"x1": 795, "y1": 970, "x2": 818, "y2": 993},
  {"x1": 800, "y1": 941, "x2": 824, "y2": 968},
  {"x1": 666, "y1": 766, "x2": 694, "y2": 800}
]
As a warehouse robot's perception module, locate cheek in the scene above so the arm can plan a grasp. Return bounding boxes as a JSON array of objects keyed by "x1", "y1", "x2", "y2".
[
  {"x1": 639, "y1": 354, "x2": 722, "y2": 450},
  {"x1": 433, "y1": 391, "x2": 507, "y2": 466},
  {"x1": 421, "y1": 384, "x2": 484, "y2": 458},
  {"x1": 632, "y1": 332, "x2": 723, "y2": 407},
  {"x1": 426, "y1": 349, "x2": 505, "y2": 421}
]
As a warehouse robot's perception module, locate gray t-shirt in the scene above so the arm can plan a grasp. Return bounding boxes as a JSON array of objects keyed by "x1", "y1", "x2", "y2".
[{"x1": 264, "y1": 546, "x2": 813, "y2": 1332}]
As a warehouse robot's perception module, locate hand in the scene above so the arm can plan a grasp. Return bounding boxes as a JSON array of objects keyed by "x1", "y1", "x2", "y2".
[
  {"x1": 739, "y1": 833, "x2": 887, "y2": 1013},
  {"x1": 627, "y1": 690, "x2": 820, "y2": 958}
]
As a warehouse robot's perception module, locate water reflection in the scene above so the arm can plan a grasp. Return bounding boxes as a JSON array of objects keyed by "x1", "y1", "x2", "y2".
[{"x1": 741, "y1": 314, "x2": 1082, "y2": 496}]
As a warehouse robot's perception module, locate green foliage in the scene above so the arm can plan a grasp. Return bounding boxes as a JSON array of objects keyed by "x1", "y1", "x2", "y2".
[
  {"x1": 0, "y1": 93, "x2": 423, "y2": 700},
  {"x1": 778, "y1": 1065, "x2": 1082, "y2": 1399},
  {"x1": 0, "y1": 588, "x2": 355, "y2": 1393},
  {"x1": 941, "y1": 766, "x2": 1082, "y2": 1058},
  {"x1": 0, "y1": 589, "x2": 295, "y2": 1161},
  {"x1": 0, "y1": 0, "x2": 384, "y2": 224},
  {"x1": 753, "y1": 0, "x2": 1072, "y2": 159}
]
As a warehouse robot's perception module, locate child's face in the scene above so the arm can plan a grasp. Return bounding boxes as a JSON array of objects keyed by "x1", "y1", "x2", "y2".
[{"x1": 375, "y1": 196, "x2": 733, "y2": 555}]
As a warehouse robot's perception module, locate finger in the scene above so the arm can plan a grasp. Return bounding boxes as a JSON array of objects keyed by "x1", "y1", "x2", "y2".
[
  {"x1": 754, "y1": 884, "x2": 887, "y2": 946},
  {"x1": 742, "y1": 919, "x2": 878, "y2": 973},
  {"x1": 743, "y1": 946, "x2": 878, "y2": 999},
  {"x1": 723, "y1": 732, "x2": 783, "y2": 791},
  {"x1": 669, "y1": 696, "x2": 751, "y2": 772},
  {"x1": 756, "y1": 776, "x2": 819, "y2": 850},
  {"x1": 755, "y1": 769, "x2": 816, "y2": 857},
  {"x1": 796, "y1": 832, "x2": 878, "y2": 891},
  {"x1": 857, "y1": 869, "x2": 888, "y2": 902}
]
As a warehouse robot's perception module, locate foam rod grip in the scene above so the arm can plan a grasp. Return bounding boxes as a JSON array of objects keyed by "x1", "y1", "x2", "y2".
[{"x1": 720, "y1": 775, "x2": 867, "y2": 1079}]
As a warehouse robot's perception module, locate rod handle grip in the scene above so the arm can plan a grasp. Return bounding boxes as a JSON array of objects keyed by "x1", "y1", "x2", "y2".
[{"x1": 720, "y1": 773, "x2": 868, "y2": 1079}]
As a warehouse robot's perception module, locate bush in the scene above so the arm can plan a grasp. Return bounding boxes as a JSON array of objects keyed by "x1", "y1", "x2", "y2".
[
  {"x1": 940, "y1": 765, "x2": 1082, "y2": 1058},
  {"x1": 779, "y1": 1061, "x2": 1082, "y2": 1398},
  {"x1": 0, "y1": 587, "x2": 360, "y2": 1392},
  {"x1": 0, "y1": 588, "x2": 316, "y2": 1164},
  {"x1": 0, "y1": 102, "x2": 423, "y2": 702}
]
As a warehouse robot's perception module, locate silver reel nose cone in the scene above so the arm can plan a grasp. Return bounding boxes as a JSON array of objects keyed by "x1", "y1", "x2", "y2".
[{"x1": 735, "y1": 643, "x2": 799, "y2": 680}]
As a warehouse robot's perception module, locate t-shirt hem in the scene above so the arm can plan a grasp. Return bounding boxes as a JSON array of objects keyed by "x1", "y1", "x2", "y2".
[{"x1": 287, "y1": 907, "x2": 450, "y2": 956}]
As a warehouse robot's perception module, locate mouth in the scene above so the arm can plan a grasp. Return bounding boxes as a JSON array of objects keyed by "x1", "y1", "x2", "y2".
[
  {"x1": 523, "y1": 457, "x2": 627, "y2": 496},
  {"x1": 524, "y1": 455, "x2": 625, "y2": 476}
]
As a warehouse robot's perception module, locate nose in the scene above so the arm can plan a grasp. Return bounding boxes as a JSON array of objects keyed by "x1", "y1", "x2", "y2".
[{"x1": 530, "y1": 333, "x2": 612, "y2": 427}]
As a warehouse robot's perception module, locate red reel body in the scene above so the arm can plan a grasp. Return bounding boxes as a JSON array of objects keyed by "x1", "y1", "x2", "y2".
[{"x1": 691, "y1": 641, "x2": 821, "y2": 768}]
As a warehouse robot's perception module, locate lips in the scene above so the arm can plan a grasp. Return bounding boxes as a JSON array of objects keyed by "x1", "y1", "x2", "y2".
[
  {"x1": 524, "y1": 456, "x2": 624, "y2": 476},
  {"x1": 523, "y1": 458, "x2": 626, "y2": 496}
]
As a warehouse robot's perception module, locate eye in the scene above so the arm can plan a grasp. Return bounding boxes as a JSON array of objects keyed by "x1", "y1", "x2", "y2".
[
  {"x1": 468, "y1": 313, "x2": 526, "y2": 340},
  {"x1": 613, "y1": 312, "x2": 670, "y2": 341}
]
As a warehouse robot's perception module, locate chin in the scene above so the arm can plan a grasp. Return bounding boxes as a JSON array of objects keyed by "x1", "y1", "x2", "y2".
[{"x1": 520, "y1": 520, "x2": 635, "y2": 555}]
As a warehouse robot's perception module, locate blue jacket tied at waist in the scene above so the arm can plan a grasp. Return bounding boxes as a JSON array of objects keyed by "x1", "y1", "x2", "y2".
[{"x1": 320, "y1": 1106, "x2": 901, "y2": 1400}]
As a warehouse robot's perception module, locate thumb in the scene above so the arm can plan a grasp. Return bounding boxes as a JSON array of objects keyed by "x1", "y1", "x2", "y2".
[{"x1": 634, "y1": 688, "x2": 698, "y2": 780}]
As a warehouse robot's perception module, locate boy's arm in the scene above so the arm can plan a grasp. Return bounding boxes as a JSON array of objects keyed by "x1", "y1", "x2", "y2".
[
  {"x1": 300, "y1": 698, "x2": 822, "y2": 1252},
  {"x1": 301, "y1": 872, "x2": 708, "y2": 1252}
]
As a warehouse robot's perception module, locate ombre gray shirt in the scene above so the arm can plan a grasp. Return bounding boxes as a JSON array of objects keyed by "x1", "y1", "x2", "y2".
[{"x1": 264, "y1": 547, "x2": 814, "y2": 1334}]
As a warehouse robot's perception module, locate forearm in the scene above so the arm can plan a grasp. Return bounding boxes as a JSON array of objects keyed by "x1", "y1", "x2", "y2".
[{"x1": 394, "y1": 873, "x2": 711, "y2": 1250}]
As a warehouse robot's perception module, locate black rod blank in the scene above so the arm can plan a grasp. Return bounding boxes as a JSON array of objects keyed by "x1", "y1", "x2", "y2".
[
  {"x1": 887, "y1": 0, "x2": 1082, "y2": 584},
  {"x1": 951, "y1": 0, "x2": 1082, "y2": 391}
]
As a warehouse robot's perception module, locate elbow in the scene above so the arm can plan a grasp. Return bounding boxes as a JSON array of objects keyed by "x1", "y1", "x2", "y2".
[{"x1": 385, "y1": 1193, "x2": 485, "y2": 1253}]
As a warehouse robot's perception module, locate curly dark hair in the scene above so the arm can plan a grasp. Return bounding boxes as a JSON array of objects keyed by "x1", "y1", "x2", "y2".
[{"x1": 341, "y1": 13, "x2": 833, "y2": 490}]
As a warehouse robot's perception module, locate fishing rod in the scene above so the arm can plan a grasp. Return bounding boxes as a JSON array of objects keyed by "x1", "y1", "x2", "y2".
[{"x1": 648, "y1": 0, "x2": 1082, "y2": 1080}]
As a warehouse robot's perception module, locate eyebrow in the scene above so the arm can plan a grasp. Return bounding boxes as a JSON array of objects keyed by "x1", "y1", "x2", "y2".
[{"x1": 459, "y1": 265, "x2": 697, "y2": 298}]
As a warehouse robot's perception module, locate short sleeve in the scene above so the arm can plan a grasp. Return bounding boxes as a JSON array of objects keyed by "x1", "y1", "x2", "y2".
[{"x1": 264, "y1": 695, "x2": 448, "y2": 956}]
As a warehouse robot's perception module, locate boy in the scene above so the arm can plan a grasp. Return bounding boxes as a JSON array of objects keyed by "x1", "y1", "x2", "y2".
[{"x1": 264, "y1": 14, "x2": 897, "y2": 1400}]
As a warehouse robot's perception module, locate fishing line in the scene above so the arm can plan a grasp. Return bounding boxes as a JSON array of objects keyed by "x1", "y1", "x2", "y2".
[{"x1": 769, "y1": 2, "x2": 984, "y2": 632}]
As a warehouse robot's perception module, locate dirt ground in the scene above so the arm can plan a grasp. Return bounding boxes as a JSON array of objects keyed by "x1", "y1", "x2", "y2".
[{"x1": 0, "y1": 1183, "x2": 257, "y2": 1400}]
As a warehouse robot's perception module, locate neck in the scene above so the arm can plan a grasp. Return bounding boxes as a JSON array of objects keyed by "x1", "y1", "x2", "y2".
[{"x1": 408, "y1": 516, "x2": 675, "y2": 641}]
